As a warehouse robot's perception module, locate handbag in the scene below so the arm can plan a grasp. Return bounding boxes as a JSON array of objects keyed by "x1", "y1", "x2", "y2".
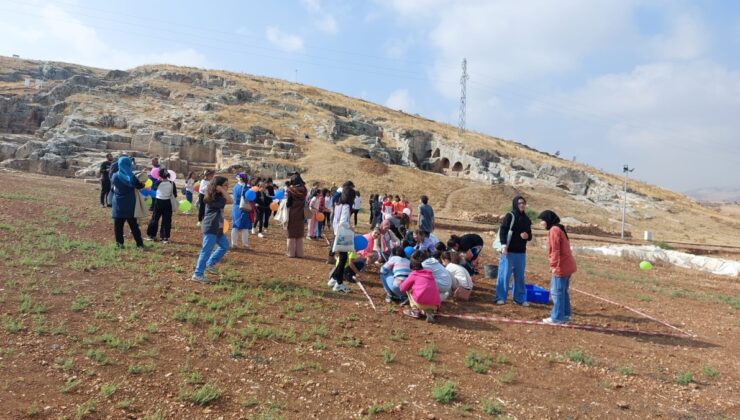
[
  {"x1": 274, "y1": 199, "x2": 288, "y2": 224},
  {"x1": 169, "y1": 181, "x2": 178, "y2": 209},
  {"x1": 493, "y1": 212, "x2": 516, "y2": 253},
  {"x1": 134, "y1": 190, "x2": 147, "y2": 219},
  {"x1": 332, "y1": 223, "x2": 355, "y2": 252}
]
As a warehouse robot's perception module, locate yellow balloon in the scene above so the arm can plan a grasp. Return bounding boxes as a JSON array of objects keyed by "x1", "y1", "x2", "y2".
[
  {"x1": 269, "y1": 201, "x2": 279, "y2": 212},
  {"x1": 144, "y1": 179, "x2": 153, "y2": 188},
  {"x1": 316, "y1": 212, "x2": 325, "y2": 222},
  {"x1": 223, "y1": 219, "x2": 230, "y2": 233}
]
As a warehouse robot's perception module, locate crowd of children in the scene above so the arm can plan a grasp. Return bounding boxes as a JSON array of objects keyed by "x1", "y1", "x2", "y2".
[{"x1": 104, "y1": 154, "x2": 576, "y2": 326}]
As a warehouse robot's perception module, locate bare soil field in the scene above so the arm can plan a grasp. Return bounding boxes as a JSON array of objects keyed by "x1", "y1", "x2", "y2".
[{"x1": 0, "y1": 171, "x2": 738, "y2": 419}]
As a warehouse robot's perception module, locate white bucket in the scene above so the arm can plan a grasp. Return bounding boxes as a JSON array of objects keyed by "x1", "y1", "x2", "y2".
[{"x1": 644, "y1": 231, "x2": 653, "y2": 241}]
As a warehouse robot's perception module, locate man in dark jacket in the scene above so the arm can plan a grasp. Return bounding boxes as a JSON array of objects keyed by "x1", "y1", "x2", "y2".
[{"x1": 495, "y1": 195, "x2": 533, "y2": 306}]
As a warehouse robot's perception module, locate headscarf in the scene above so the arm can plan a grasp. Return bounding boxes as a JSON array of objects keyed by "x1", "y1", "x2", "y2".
[
  {"x1": 117, "y1": 156, "x2": 135, "y2": 187},
  {"x1": 235, "y1": 172, "x2": 247, "y2": 184},
  {"x1": 538, "y1": 210, "x2": 568, "y2": 239}
]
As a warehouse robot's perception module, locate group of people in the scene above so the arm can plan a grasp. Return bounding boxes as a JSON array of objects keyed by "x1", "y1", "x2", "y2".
[{"x1": 104, "y1": 154, "x2": 576, "y2": 326}]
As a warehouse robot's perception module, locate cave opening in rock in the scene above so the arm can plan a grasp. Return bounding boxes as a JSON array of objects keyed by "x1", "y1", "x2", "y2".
[{"x1": 452, "y1": 161, "x2": 463, "y2": 172}]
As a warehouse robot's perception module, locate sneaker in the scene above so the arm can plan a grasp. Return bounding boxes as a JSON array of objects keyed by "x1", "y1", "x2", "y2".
[
  {"x1": 197, "y1": 222, "x2": 201, "y2": 227},
  {"x1": 205, "y1": 266, "x2": 219, "y2": 275},
  {"x1": 327, "y1": 278, "x2": 337, "y2": 288},
  {"x1": 384, "y1": 295, "x2": 393, "y2": 304},
  {"x1": 495, "y1": 300, "x2": 506, "y2": 305},
  {"x1": 332, "y1": 283, "x2": 350, "y2": 293},
  {"x1": 251, "y1": 228, "x2": 256, "y2": 234},
  {"x1": 258, "y1": 233, "x2": 264, "y2": 238},
  {"x1": 145, "y1": 236, "x2": 155, "y2": 241},
  {"x1": 403, "y1": 309, "x2": 421, "y2": 318},
  {"x1": 161, "y1": 239, "x2": 169, "y2": 244},
  {"x1": 191, "y1": 274, "x2": 211, "y2": 284},
  {"x1": 398, "y1": 297, "x2": 409, "y2": 306},
  {"x1": 565, "y1": 316, "x2": 572, "y2": 322},
  {"x1": 516, "y1": 301, "x2": 530, "y2": 307},
  {"x1": 542, "y1": 317, "x2": 564, "y2": 325},
  {"x1": 425, "y1": 312, "x2": 436, "y2": 323}
]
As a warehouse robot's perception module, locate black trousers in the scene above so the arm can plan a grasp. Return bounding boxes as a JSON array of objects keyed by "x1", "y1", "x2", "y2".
[
  {"x1": 352, "y1": 210, "x2": 359, "y2": 226},
  {"x1": 147, "y1": 198, "x2": 173, "y2": 239},
  {"x1": 114, "y1": 218, "x2": 143, "y2": 247},
  {"x1": 100, "y1": 179, "x2": 111, "y2": 206},
  {"x1": 256, "y1": 208, "x2": 270, "y2": 232},
  {"x1": 331, "y1": 252, "x2": 349, "y2": 284},
  {"x1": 197, "y1": 193, "x2": 206, "y2": 222}
]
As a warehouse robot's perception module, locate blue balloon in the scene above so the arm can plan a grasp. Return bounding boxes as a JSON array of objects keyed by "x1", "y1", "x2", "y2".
[
  {"x1": 275, "y1": 190, "x2": 285, "y2": 200},
  {"x1": 354, "y1": 235, "x2": 369, "y2": 250},
  {"x1": 245, "y1": 189, "x2": 256, "y2": 201},
  {"x1": 404, "y1": 246, "x2": 414, "y2": 258}
]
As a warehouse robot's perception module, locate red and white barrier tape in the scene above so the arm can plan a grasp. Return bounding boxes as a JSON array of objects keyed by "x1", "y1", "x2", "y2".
[
  {"x1": 434, "y1": 312, "x2": 691, "y2": 338},
  {"x1": 356, "y1": 281, "x2": 377, "y2": 312},
  {"x1": 570, "y1": 287, "x2": 695, "y2": 337}
]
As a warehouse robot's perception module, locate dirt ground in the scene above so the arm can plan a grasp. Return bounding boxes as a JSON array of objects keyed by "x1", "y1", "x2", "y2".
[{"x1": 0, "y1": 170, "x2": 738, "y2": 419}]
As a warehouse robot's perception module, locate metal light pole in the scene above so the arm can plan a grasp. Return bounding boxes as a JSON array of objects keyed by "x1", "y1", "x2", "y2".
[{"x1": 621, "y1": 164, "x2": 634, "y2": 240}]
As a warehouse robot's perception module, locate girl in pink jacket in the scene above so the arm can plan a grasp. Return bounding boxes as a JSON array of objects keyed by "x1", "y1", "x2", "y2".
[
  {"x1": 400, "y1": 250, "x2": 441, "y2": 323},
  {"x1": 538, "y1": 210, "x2": 577, "y2": 324}
]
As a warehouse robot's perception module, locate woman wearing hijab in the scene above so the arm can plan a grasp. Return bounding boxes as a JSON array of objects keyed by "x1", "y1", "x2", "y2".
[
  {"x1": 286, "y1": 173, "x2": 308, "y2": 258},
  {"x1": 538, "y1": 210, "x2": 577, "y2": 324},
  {"x1": 111, "y1": 156, "x2": 145, "y2": 248},
  {"x1": 495, "y1": 195, "x2": 533, "y2": 306}
]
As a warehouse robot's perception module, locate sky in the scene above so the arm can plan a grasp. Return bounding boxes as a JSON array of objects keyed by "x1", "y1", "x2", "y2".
[{"x1": 1, "y1": 0, "x2": 739, "y2": 192}]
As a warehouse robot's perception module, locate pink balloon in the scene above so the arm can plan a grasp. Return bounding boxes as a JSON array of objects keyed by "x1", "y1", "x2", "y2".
[{"x1": 150, "y1": 167, "x2": 160, "y2": 179}]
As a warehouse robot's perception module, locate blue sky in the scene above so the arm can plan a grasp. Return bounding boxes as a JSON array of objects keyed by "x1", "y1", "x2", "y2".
[{"x1": 1, "y1": 0, "x2": 739, "y2": 192}]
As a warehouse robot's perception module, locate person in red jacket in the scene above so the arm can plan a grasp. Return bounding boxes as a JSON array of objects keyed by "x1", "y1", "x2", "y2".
[{"x1": 538, "y1": 210, "x2": 577, "y2": 324}]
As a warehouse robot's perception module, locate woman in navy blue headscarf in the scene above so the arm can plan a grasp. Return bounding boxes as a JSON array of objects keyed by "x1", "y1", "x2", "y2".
[{"x1": 111, "y1": 156, "x2": 145, "y2": 248}]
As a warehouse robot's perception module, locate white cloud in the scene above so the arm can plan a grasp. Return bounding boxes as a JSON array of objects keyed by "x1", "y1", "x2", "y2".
[
  {"x1": 300, "y1": 0, "x2": 338, "y2": 34},
  {"x1": 385, "y1": 36, "x2": 415, "y2": 59},
  {"x1": 646, "y1": 14, "x2": 708, "y2": 60},
  {"x1": 0, "y1": 3, "x2": 206, "y2": 69},
  {"x1": 385, "y1": 89, "x2": 416, "y2": 111},
  {"x1": 534, "y1": 61, "x2": 740, "y2": 189},
  {"x1": 265, "y1": 26, "x2": 305, "y2": 53}
]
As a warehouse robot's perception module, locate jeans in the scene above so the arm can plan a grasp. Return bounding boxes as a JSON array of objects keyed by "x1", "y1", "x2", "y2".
[
  {"x1": 495, "y1": 252, "x2": 527, "y2": 304},
  {"x1": 550, "y1": 275, "x2": 572, "y2": 322},
  {"x1": 114, "y1": 218, "x2": 143, "y2": 247},
  {"x1": 185, "y1": 190, "x2": 193, "y2": 203},
  {"x1": 147, "y1": 198, "x2": 173, "y2": 239},
  {"x1": 194, "y1": 233, "x2": 230, "y2": 277},
  {"x1": 381, "y1": 273, "x2": 404, "y2": 301}
]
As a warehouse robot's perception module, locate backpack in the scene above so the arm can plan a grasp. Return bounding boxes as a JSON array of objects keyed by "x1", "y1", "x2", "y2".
[{"x1": 493, "y1": 212, "x2": 516, "y2": 253}]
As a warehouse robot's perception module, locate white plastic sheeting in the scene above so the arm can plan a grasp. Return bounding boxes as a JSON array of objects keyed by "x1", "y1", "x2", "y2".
[{"x1": 574, "y1": 245, "x2": 740, "y2": 277}]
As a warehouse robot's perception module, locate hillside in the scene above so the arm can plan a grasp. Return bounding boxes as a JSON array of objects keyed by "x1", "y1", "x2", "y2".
[{"x1": 1, "y1": 55, "x2": 739, "y2": 246}]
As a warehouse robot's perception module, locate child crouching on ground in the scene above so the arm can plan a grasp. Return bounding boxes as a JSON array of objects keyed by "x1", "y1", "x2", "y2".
[
  {"x1": 440, "y1": 251, "x2": 473, "y2": 300},
  {"x1": 380, "y1": 246, "x2": 411, "y2": 303},
  {"x1": 400, "y1": 250, "x2": 441, "y2": 323}
]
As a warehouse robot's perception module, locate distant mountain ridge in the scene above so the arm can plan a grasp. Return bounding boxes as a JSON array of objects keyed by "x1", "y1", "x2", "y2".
[{"x1": 685, "y1": 187, "x2": 740, "y2": 203}]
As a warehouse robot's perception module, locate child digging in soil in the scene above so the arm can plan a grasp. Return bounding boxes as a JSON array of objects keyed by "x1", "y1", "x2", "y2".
[{"x1": 400, "y1": 250, "x2": 441, "y2": 323}]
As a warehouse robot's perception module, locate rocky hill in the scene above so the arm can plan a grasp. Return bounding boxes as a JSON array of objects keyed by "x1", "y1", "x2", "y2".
[{"x1": 1, "y1": 55, "x2": 738, "y2": 245}]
